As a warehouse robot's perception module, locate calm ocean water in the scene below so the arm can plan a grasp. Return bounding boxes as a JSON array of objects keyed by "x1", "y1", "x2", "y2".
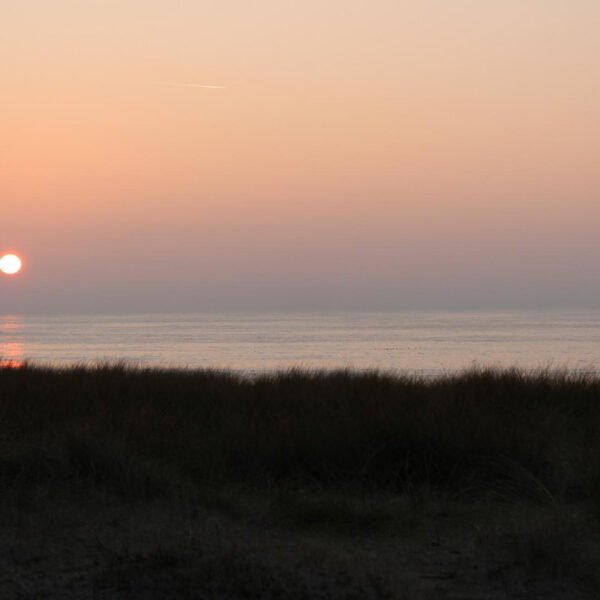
[{"x1": 1, "y1": 311, "x2": 599, "y2": 375}]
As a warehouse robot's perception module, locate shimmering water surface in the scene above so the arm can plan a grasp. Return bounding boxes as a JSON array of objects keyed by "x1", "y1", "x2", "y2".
[{"x1": 1, "y1": 311, "x2": 599, "y2": 375}]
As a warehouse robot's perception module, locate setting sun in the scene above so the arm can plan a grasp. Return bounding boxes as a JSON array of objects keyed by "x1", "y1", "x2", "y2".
[{"x1": 0, "y1": 254, "x2": 23, "y2": 275}]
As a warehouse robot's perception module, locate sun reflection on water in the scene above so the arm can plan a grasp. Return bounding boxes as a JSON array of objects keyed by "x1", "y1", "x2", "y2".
[{"x1": 0, "y1": 315, "x2": 25, "y2": 368}]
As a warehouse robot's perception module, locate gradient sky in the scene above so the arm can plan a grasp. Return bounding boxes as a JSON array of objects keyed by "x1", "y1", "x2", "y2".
[{"x1": 3, "y1": 1, "x2": 600, "y2": 313}]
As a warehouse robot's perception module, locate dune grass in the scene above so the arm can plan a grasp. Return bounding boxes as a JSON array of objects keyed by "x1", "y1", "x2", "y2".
[
  {"x1": 1, "y1": 364, "x2": 599, "y2": 497},
  {"x1": 1, "y1": 364, "x2": 599, "y2": 598}
]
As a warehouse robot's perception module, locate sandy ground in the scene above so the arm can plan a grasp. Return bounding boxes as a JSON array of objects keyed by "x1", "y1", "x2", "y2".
[{"x1": 1, "y1": 484, "x2": 597, "y2": 599}]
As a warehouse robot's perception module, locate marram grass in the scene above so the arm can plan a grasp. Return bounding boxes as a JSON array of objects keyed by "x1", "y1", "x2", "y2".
[
  {"x1": 2, "y1": 364, "x2": 600, "y2": 598},
  {"x1": 1, "y1": 363, "x2": 599, "y2": 496}
]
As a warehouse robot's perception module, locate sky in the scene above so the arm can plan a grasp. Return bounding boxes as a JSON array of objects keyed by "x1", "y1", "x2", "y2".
[{"x1": 2, "y1": 1, "x2": 600, "y2": 313}]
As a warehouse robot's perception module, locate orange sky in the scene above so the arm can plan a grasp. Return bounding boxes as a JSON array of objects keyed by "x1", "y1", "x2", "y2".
[{"x1": 2, "y1": 1, "x2": 600, "y2": 312}]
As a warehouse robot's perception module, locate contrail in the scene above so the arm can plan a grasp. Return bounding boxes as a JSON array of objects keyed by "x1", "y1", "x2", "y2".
[{"x1": 165, "y1": 82, "x2": 226, "y2": 89}]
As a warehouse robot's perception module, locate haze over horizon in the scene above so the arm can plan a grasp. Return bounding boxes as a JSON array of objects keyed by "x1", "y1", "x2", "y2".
[{"x1": 3, "y1": 1, "x2": 600, "y2": 313}]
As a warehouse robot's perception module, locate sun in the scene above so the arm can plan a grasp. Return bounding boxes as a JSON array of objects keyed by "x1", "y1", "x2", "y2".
[{"x1": 0, "y1": 254, "x2": 23, "y2": 275}]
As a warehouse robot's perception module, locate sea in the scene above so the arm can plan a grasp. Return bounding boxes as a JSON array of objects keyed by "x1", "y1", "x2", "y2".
[{"x1": 1, "y1": 310, "x2": 599, "y2": 376}]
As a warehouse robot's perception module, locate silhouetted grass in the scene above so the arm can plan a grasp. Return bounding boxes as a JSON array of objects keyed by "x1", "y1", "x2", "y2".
[
  {"x1": 0, "y1": 364, "x2": 598, "y2": 497},
  {"x1": 2, "y1": 364, "x2": 600, "y2": 598}
]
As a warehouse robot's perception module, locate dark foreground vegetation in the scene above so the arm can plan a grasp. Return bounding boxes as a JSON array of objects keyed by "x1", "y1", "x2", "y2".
[{"x1": 1, "y1": 364, "x2": 600, "y2": 598}]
